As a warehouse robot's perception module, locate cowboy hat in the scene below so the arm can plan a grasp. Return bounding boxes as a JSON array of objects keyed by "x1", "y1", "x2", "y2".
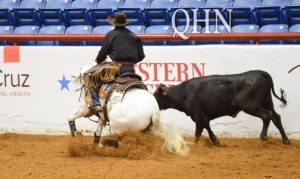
[{"x1": 107, "y1": 12, "x2": 130, "y2": 26}]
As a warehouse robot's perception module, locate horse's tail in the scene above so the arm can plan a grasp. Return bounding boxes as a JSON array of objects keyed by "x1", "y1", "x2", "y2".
[{"x1": 150, "y1": 112, "x2": 189, "y2": 156}]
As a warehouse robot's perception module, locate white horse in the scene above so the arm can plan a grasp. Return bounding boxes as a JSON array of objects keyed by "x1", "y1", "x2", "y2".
[{"x1": 67, "y1": 61, "x2": 189, "y2": 156}]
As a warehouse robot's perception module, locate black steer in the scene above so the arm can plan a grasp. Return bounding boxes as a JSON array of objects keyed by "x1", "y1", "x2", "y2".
[{"x1": 154, "y1": 70, "x2": 290, "y2": 145}]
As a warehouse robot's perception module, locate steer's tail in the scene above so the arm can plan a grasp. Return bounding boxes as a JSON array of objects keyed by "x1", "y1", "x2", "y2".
[
  {"x1": 264, "y1": 72, "x2": 287, "y2": 106},
  {"x1": 150, "y1": 112, "x2": 190, "y2": 156}
]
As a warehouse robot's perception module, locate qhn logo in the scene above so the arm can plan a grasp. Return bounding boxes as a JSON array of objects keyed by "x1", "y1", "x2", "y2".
[{"x1": 171, "y1": 9, "x2": 233, "y2": 40}]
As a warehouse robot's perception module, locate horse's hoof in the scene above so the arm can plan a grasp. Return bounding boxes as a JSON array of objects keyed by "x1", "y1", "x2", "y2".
[
  {"x1": 103, "y1": 139, "x2": 119, "y2": 148},
  {"x1": 68, "y1": 121, "x2": 77, "y2": 137}
]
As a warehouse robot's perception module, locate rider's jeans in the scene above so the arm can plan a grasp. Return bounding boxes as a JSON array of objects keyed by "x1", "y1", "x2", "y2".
[{"x1": 92, "y1": 90, "x2": 101, "y2": 107}]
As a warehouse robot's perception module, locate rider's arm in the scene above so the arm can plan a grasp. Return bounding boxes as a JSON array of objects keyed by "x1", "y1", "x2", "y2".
[
  {"x1": 95, "y1": 35, "x2": 112, "y2": 64},
  {"x1": 136, "y1": 38, "x2": 145, "y2": 63}
]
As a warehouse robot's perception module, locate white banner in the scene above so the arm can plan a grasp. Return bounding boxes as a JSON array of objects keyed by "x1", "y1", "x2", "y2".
[{"x1": 0, "y1": 46, "x2": 300, "y2": 139}]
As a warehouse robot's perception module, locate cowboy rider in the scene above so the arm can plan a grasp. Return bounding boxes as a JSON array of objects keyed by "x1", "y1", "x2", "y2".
[{"x1": 91, "y1": 12, "x2": 145, "y2": 112}]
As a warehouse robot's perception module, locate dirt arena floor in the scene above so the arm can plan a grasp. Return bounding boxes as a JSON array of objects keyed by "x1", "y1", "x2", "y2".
[{"x1": 0, "y1": 132, "x2": 300, "y2": 179}]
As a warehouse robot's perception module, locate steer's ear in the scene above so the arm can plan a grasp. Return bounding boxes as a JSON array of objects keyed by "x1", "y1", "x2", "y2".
[{"x1": 158, "y1": 84, "x2": 168, "y2": 96}]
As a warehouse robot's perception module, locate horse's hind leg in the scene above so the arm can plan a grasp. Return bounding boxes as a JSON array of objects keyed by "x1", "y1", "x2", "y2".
[{"x1": 67, "y1": 103, "x2": 90, "y2": 137}]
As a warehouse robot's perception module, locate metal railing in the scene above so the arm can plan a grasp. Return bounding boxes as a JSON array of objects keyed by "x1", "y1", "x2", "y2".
[{"x1": 1, "y1": 32, "x2": 300, "y2": 45}]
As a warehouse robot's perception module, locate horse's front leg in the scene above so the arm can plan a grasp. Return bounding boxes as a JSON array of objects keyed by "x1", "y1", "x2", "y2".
[
  {"x1": 94, "y1": 117, "x2": 105, "y2": 145},
  {"x1": 68, "y1": 103, "x2": 90, "y2": 137}
]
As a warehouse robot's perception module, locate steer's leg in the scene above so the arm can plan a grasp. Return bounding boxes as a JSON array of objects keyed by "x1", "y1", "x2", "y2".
[
  {"x1": 202, "y1": 120, "x2": 219, "y2": 146},
  {"x1": 195, "y1": 121, "x2": 204, "y2": 144},
  {"x1": 243, "y1": 107, "x2": 272, "y2": 142},
  {"x1": 271, "y1": 111, "x2": 290, "y2": 145}
]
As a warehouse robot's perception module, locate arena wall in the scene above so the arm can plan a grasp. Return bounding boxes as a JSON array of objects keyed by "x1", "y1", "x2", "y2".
[{"x1": 0, "y1": 45, "x2": 299, "y2": 139}]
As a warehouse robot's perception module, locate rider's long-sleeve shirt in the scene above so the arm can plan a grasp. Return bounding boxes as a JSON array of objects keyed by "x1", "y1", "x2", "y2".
[{"x1": 95, "y1": 26, "x2": 145, "y2": 64}]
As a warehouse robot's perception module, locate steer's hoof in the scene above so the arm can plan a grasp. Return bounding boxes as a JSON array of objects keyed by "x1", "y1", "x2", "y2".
[{"x1": 283, "y1": 139, "x2": 291, "y2": 145}]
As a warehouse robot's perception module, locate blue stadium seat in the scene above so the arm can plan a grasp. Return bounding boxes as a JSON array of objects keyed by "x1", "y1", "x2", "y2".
[
  {"x1": 198, "y1": 8, "x2": 229, "y2": 26},
  {"x1": 261, "y1": 0, "x2": 292, "y2": 8},
  {"x1": 0, "y1": 0, "x2": 20, "y2": 10},
  {"x1": 126, "y1": 25, "x2": 145, "y2": 34},
  {"x1": 19, "y1": 0, "x2": 46, "y2": 9},
  {"x1": 229, "y1": 8, "x2": 254, "y2": 26},
  {"x1": 13, "y1": 25, "x2": 40, "y2": 45},
  {"x1": 177, "y1": 0, "x2": 206, "y2": 8},
  {"x1": 206, "y1": 0, "x2": 233, "y2": 9},
  {"x1": 287, "y1": 24, "x2": 300, "y2": 44},
  {"x1": 97, "y1": 0, "x2": 124, "y2": 8},
  {"x1": 286, "y1": 6, "x2": 300, "y2": 26},
  {"x1": 143, "y1": 8, "x2": 170, "y2": 26},
  {"x1": 259, "y1": 24, "x2": 288, "y2": 44},
  {"x1": 167, "y1": 25, "x2": 202, "y2": 45},
  {"x1": 64, "y1": 8, "x2": 91, "y2": 26},
  {"x1": 232, "y1": 0, "x2": 261, "y2": 9},
  {"x1": 37, "y1": 25, "x2": 65, "y2": 46},
  {"x1": 197, "y1": 25, "x2": 229, "y2": 44},
  {"x1": 62, "y1": 25, "x2": 92, "y2": 46},
  {"x1": 0, "y1": 9, "x2": 14, "y2": 26},
  {"x1": 13, "y1": 8, "x2": 40, "y2": 26},
  {"x1": 292, "y1": 0, "x2": 300, "y2": 5},
  {"x1": 45, "y1": 0, "x2": 72, "y2": 9},
  {"x1": 123, "y1": 0, "x2": 151, "y2": 8},
  {"x1": 72, "y1": 0, "x2": 97, "y2": 9},
  {"x1": 117, "y1": 8, "x2": 145, "y2": 25},
  {"x1": 0, "y1": 26, "x2": 14, "y2": 45},
  {"x1": 144, "y1": 25, "x2": 172, "y2": 45},
  {"x1": 39, "y1": 8, "x2": 65, "y2": 25},
  {"x1": 150, "y1": 0, "x2": 177, "y2": 9},
  {"x1": 88, "y1": 9, "x2": 114, "y2": 26},
  {"x1": 87, "y1": 25, "x2": 114, "y2": 45},
  {"x1": 224, "y1": 24, "x2": 259, "y2": 44},
  {"x1": 254, "y1": 6, "x2": 283, "y2": 26}
]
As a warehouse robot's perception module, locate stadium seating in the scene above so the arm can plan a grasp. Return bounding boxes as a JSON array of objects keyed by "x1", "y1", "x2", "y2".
[
  {"x1": 0, "y1": 9, "x2": 14, "y2": 26},
  {"x1": 19, "y1": 0, "x2": 46, "y2": 9},
  {"x1": 224, "y1": 24, "x2": 259, "y2": 44},
  {"x1": 88, "y1": 8, "x2": 114, "y2": 26},
  {"x1": 254, "y1": 6, "x2": 283, "y2": 26},
  {"x1": 292, "y1": 0, "x2": 300, "y2": 5},
  {"x1": 0, "y1": 26, "x2": 14, "y2": 45},
  {"x1": 96, "y1": 0, "x2": 124, "y2": 9},
  {"x1": 232, "y1": 0, "x2": 261, "y2": 9},
  {"x1": 259, "y1": 24, "x2": 289, "y2": 44},
  {"x1": 123, "y1": 0, "x2": 151, "y2": 8},
  {"x1": 286, "y1": 5, "x2": 300, "y2": 26},
  {"x1": 38, "y1": 8, "x2": 65, "y2": 25},
  {"x1": 37, "y1": 25, "x2": 65, "y2": 45},
  {"x1": 261, "y1": 0, "x2": 292, "y2": 8},
  {"x1": 229, "y1": 8, "x2": 254, "y2": 26},
  {"x1": 143, "y1": 8, "x2": 170, "y2": 26},
  {"x1": 13, "y1": 25, "x2": 40, "y2": 45},
  {"x1": 127, "y1": 25, "x2": 146, "y2": 34},
  {"x1": 177, "y1": 0, "x2": 206, "y2": 8},
  {"x1": 64, "y1": 8, "x2": 91, "y2": 26},
  {"x1": 0, "y1": 0, "x2": 20, "y2": 10},
  {"x1": 45, "y1": 0, "x2": 72, "y2": 9},
  {"x1": 72, "y1": 0, "x2": 97, "y2": 9},
  {"x1": 150, "y1": 0, "x2": 177, "y2": 9},
  {"x1": 287, "y1": 24, "x2": 300, "y2": 43},
  {"x1": 61, "y1": 25, "x2": 92, "y2": 45},
  {"x1": 13, "y1": 8, "x2": 41, "y2": 26},
  {"x1": 117, "y1": 8, "x2": 145, "y2": 25},
  {"x1": 87, "y1": 25, "x2": 114, "y2": 45},
  {"x1": 206, "y1": 0, "x2": 233, "y2": 9},
  {"x1": 144, "y1": 25, "x2": 173, "y2": 45}
]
